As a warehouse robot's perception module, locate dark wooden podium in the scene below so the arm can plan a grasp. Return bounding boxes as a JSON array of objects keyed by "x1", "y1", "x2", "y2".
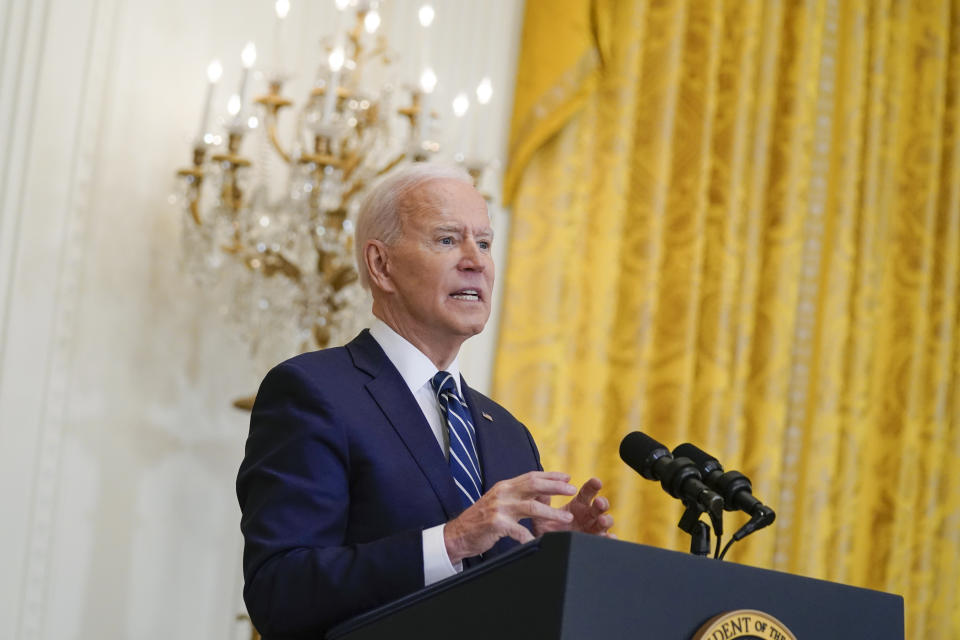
[{"x1": 328, "y1": 532, "x2": 904, "y2": 639}]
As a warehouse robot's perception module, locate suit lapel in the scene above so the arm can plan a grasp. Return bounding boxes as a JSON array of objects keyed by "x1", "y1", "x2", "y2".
[
  {"x1": 462, "y1": 377, "x2": 506, "y2": 492},
  {"x1": 463, "y1": 378, "x2": 539, "y2": 563},
  {"x1": 347, "y1": 331, "x2": 464, "y2": 520}
]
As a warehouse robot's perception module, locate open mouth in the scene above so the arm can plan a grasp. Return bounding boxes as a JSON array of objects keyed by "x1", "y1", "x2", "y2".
[{"x1": 450, "y1": 288, "x2": 481, "y2": 302}]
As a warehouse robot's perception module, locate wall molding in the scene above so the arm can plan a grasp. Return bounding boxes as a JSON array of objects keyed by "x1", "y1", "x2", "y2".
[{"x1": 15, "y1": 0, "x2": 122, "y2": 637}]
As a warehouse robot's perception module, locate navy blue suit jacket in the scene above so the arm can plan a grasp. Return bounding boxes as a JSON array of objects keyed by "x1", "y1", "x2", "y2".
[{"x1": 236, "y1": 330, "x2": 543, "y2": 638}]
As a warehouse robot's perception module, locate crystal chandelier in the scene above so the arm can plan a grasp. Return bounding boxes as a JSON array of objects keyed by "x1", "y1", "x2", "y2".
[{"x1": 173, "y1": 1, "x2": 490, "y2": 408}]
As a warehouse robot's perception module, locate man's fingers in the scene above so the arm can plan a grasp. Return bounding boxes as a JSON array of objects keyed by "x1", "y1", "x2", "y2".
[
  {"x1": 524, "y1": 470, "x2": 575, "y2": 492},
  {"x1": 535, "y1": 471, "x2": 572, "y2": 482},
  {"x1": 523, "y1": 499, "x2": 574, "y2": 523},
  {"x1": 590, "y1": 496, "x2": 610, "y2": 515},
  {"x1": 502, "y1": 472, "x2": 577, "y2": 499},
  {"x1": 525, "y1": 478, "x2": 578, "y2": 499},
  {"x1": 580, "y1": 504, "x2": 613, "y2": 530},
  {"x1": 506, "y1": 522, "x2": 536, "y2": 545},
  {"x1": 575, "y1": 477, "x2": 603, "y2": 505}
]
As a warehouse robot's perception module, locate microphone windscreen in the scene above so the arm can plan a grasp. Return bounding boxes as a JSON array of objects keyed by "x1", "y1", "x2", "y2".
[
  {"x1": 673, "y1": 443, "x2": 714, "y2": 467},
  {"x1": 619, "y1": 432, "x2": 668, "y2": 479}
]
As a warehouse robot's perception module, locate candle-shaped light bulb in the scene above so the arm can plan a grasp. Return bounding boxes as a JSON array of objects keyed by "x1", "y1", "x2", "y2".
[
  {"x1": 452, "y1": 92, "x2": 469, "y2": 118},
  {"x1": 417, "y1": 67, "x2": 437, "y2": 150},
  {"x1": 236, "y1": 42, "x2": 257, "y2": 118},
  {"x1": 325, "y1": 0, "x2": 348, "y2": 123},
  {"x1": 419, "y1": 67, "x2": 437, "y2": 94},
  {"x1": 207, "y1": 59, "x2": 223, "y2": 83},
  {"x1": 227, "y1": 94, "x2": 242, "y2": 117},
  {"x1": 196, "y1": 59, "x2": 223, "y2": 143},
  {"x1": 452, "y1": 91, "x2": 470, "y2": 159},
  {"x1": 470, "y1": 76, "x2": 494, "y2": 160},
  {"x1": 323, "y1": 45, "x2": 346, "y2": 122},
  {"x1": 241, "y1": 42, "x2": 257, "y2": 68},
  {"x1": 476, "y1": 76, "x2": 493, "y2": 105},
  {"x1": 418, "y1": 4, "x2": 435, "y2": 27},
  {"x1": 417, "y1": 4, "x2": 435, "y2": 102},
  {"x1": 328, "y1": 46, "x2": 345, "y2": 73},
  {"x1": 273, "y1": 1, "x2": 289, "y2": 74},
  {"x1": 364, "y1": 10, "x2": 381, "y2": 33}
]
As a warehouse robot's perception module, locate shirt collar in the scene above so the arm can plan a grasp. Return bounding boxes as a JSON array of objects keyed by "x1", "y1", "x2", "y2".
[{"x1": 368, "y1": 318, "x2": 462, "y2": 396}]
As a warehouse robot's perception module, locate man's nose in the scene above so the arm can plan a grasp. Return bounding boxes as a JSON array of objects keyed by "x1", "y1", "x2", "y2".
[{"x1": 458, "y1": 239, "x2": 486, "y2": 270}]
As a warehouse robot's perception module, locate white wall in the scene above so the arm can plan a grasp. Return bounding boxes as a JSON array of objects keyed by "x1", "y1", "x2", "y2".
[{"x1": 0, "y1": 1, "x2": 524, "y2": 638}]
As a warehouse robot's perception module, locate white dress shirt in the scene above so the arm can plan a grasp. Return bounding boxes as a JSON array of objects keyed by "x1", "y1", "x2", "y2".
[{"x1": 368, "y1": 319, "x2": 464, "y2": 585}]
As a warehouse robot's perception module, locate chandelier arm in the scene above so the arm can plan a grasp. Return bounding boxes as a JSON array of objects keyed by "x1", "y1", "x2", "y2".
[
  {"x1": 176, "y1": 146, "x2": 207, "y2": 225},
  {"x1": 264, "y1": 112, "x2": 292, "y2": 164},
  {"x1": 376, "y1": 153, "x2": 406, "y2": 178},
  {"x1": 173, "y1": 173, "x2": 204, "y2": 226},
  {"x1": 340, "y1": 152, "x2": 362, "y2": 182},
  {"x1": 338, "y1": 181, "x2": 364, "y2": 210},
  {"x1": 188, "y1": 192, "x2": 202, "y2": 226},
  {"x1": 254, "y1": 86, "x2": 294, "y2": 164}
]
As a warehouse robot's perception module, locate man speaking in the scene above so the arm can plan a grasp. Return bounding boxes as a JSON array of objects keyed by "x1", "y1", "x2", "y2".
[{"x1": 236, "y1": 164, "x2": 614, "y2": 638}]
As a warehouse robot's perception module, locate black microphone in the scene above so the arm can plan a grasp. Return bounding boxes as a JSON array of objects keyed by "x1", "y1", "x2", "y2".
[
  {"x1": 619, "y1": 432, "x2": 724, "y2": 529},
  {"x1": 672, "y1": 443, "x2": 775, "y2": 540}
]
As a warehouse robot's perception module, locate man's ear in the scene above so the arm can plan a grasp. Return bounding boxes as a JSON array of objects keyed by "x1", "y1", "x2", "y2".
[{"x1": 364, "y1": 240, "x2": 395, "y2": 292}]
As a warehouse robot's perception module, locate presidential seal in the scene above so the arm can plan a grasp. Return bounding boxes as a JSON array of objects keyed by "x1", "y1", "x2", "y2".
[{"x1": 692, "y1": 609, "x2": 797, "y2": 640}]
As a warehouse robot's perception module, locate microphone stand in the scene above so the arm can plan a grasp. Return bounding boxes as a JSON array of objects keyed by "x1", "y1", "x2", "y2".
[{"x1": 677, "y1": 505, "x2": 715, "y2": 557}]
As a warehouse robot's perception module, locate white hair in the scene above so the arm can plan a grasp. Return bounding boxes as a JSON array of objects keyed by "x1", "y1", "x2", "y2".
[{"x1": 354, "y1": 163, "x2": 475, "y2": 289}]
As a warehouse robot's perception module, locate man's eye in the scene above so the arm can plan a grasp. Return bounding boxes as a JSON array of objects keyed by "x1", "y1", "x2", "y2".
[
  {"x1": 478, "y1": 241, "x2": 490, "y2": 250},
  {"x1": 440, "y1": 237, "x2": 453, "y2": 245}
]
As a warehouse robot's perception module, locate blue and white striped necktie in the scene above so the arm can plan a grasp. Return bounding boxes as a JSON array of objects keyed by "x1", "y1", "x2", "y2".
[{"x1": 431, "y1": 371, "x2": 483, "y2": 509}]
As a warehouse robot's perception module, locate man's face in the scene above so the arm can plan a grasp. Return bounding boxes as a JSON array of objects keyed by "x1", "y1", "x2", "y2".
[{"x1": 381, "y1": 178, "x2": 494, "y2": 348}]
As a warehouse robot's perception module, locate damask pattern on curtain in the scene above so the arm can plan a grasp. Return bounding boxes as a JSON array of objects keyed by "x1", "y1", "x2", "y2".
[{"x1": 494, "y1": 1, "x2": 960, "y2": 636}]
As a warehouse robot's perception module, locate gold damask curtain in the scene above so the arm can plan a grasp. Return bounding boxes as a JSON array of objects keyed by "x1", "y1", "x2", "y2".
[{"x1": 494, "y1": 1, "x2": 960, "y2": 636}]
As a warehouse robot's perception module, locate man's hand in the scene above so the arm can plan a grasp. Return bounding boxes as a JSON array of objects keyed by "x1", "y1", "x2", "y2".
[
  {"x1": 531, "y1": 477, "x2": 614, "y2": 538},
  {"x1": 443, "y1": 471, "x2": 578, "y2": 564}
]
